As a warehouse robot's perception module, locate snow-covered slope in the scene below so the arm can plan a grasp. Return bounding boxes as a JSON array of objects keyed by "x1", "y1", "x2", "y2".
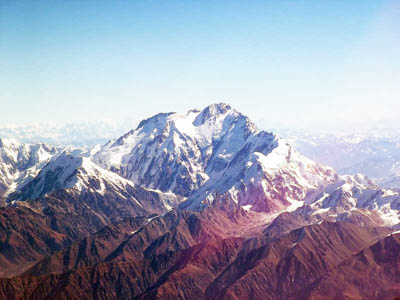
[
  {"x1": 300, "y1": 174, "x2": 400, "y2": 227},
  {"x1": 184, "y1": 140, "x2": 337, "y2": 212},
  {"x1": 0, "y1": 138, "x2": 59, "y2": 197},
  {"x1": 95, "y1": 103, "x2": 337, "y2": 213},
  {"x1": 10, "y1": 153, "x2": 135, "y2": 200},
  {"x1": 9, "y1": 152, "x2": 181, "y2": 212}
]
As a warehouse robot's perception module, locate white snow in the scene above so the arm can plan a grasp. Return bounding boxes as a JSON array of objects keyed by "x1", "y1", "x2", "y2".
[
  {"x1": 14, "y1": 152, "x2": 142, "y2": 202},
  {"x1": 0, "y1": 138, "x2": 60, "y2": 197},
  {"x1": 378, "y1": 203, "x2": 400, "y2": 227},
  {"x1": 311, "y1": 207, "x2": 330, "y2": 215},
  {"x1": 284, "y1": 198, "x2": 304, "y2": 213},
  {"x1": 242, "y1": 204, "x2": 253, "y2": 211}
]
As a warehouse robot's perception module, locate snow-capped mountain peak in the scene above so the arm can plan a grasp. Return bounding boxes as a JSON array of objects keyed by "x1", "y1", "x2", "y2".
[
  {"x1": 0, "y1": 139, "x2": 59, "y2": 197},
  {"x1": 192, "y1": 102, "x2": 232, "y2": 126},
  {"x1": 9, "y1": 152, "x2": 137, "y2": 201},
  {"x1": 94, "y1": 104, "x2": 337, "y2": 213},
  {"x1": 94, "y1": 103, "x2": 261, "y2": 197}
]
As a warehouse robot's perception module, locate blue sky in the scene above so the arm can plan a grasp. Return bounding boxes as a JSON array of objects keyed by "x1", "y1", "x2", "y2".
[{"x1": 1, "y1": 0, "x2": 399, "y2": 127}]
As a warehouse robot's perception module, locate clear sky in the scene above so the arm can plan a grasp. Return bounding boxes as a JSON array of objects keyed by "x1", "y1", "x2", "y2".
[{"x1": 1, "y1": 0, "x2": 399, "y2": 128}]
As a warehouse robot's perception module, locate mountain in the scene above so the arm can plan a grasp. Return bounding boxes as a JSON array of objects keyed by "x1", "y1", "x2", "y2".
[
  {"x1": 94, "y1": 103, "x2": 400, "y2": 224},
  {"x1": 307, "y1": 231, "x2": 400, "y2": 299},
  {"x1": 0, "y1": 210, "x2": 391, "y2": 299},
  {"x1": 1, "y1": 103, "x2": 400, "y2": 299},
  {"x1": 0, "y1": 204, "x2": 69, "y2": 277},
  {"x1": 22, "y1": 205, "x2": 259, "y2": 278},
  {"x1": 204, "y1": 222, "x2": 390, "y2": 300},
  {"x1": 259, "y1": 173, "x2": 400, "y2": 239},
  {"x1": 0, "y1": 138, "x2": 59, "y2": 199},
  {"x1": 9, "y1": 152, "x2": 180, "y2": 216},
  {"x1": 304, "y1": 174, "x2": 400, "y2": 227},
  {"x1": 95, "y1": 103, "x2": 337, "y2": 214},
  {"x1": 95, "y1": 103, "x2": 256, "y2": 197},
  {"x1": 0, "y1": 152, "x2": 181, "y2": 277}
]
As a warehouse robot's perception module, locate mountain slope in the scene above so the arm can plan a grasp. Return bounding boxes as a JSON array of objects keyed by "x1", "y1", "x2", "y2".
[
  {"x1": 256, "y1": 173, "x2": 400, "y2": 239},
  {"x1": 0, "y1": 204, "x2": 74, "y2": 278},
  {"x1": 303, "y1": 174, "x2": 400, "y2": 228},
  {"x1": 183, "y1": 137, "x2": 336, "y2": 213},
  {"x1": 307, "y1": 232, "x2": 400, "y2": 300},
  {"x1": 0, "y1": 216, "x2": 390, "y2": 300},
  {"x1": 205, "y1": 222, "x2": 390, "y2": 300},
  {"x1": 9, "y1": 152, "x2": 179, "y2": 218},
  {"x1": 23, "y1": 205, "x2": 259, "y2": 277},
  {"x1": 0, "y1": 152, "x2": 181, "y2": 277}
]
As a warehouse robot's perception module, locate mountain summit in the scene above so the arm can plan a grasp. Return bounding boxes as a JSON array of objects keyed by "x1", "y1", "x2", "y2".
[
  {"x1": 95, "y1": 103, "x2": 258, "y2": 196},
  {"x1": 0, "y1": 138, "x2": 59, "y2": 198}
]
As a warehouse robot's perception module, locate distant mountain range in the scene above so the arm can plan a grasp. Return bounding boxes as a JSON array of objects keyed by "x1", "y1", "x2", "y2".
[
  {"x1": 0, "y1": 104, "x2": 399, "y2": 299},
  {"x1": 272, "y1": 128, "x2": 400, "y2": 190},
  {"x1": 0, "y1": 119, "x2": 136, "y2": 146}
]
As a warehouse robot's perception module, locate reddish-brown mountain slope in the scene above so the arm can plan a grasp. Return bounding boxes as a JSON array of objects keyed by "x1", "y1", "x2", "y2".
[
  {"x1": 0, "y1": 181, "x2": 170, "y2": 278},
  {"x1": 307, "y1": 232, "x2": 400, "y2": 300},
  {"x1": 0, "y1": 210, "x2": 391, "y2": 300}
]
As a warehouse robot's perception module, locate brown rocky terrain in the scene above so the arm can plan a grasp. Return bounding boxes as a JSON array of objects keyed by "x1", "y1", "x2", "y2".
[
  {"x1": 0, "y1": 182, "x2": 170, "y2": 278},
  {"x1": 307, "y1": 232, "x2": 400, "y2": 300},
  {"x1": 0, "y1": 205, "x2": 395, "y2": 300}
]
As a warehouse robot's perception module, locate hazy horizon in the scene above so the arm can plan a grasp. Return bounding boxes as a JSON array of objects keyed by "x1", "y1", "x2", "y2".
[{"x1": 2, "y1": 101, "x2": 400, "y2": 140}]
